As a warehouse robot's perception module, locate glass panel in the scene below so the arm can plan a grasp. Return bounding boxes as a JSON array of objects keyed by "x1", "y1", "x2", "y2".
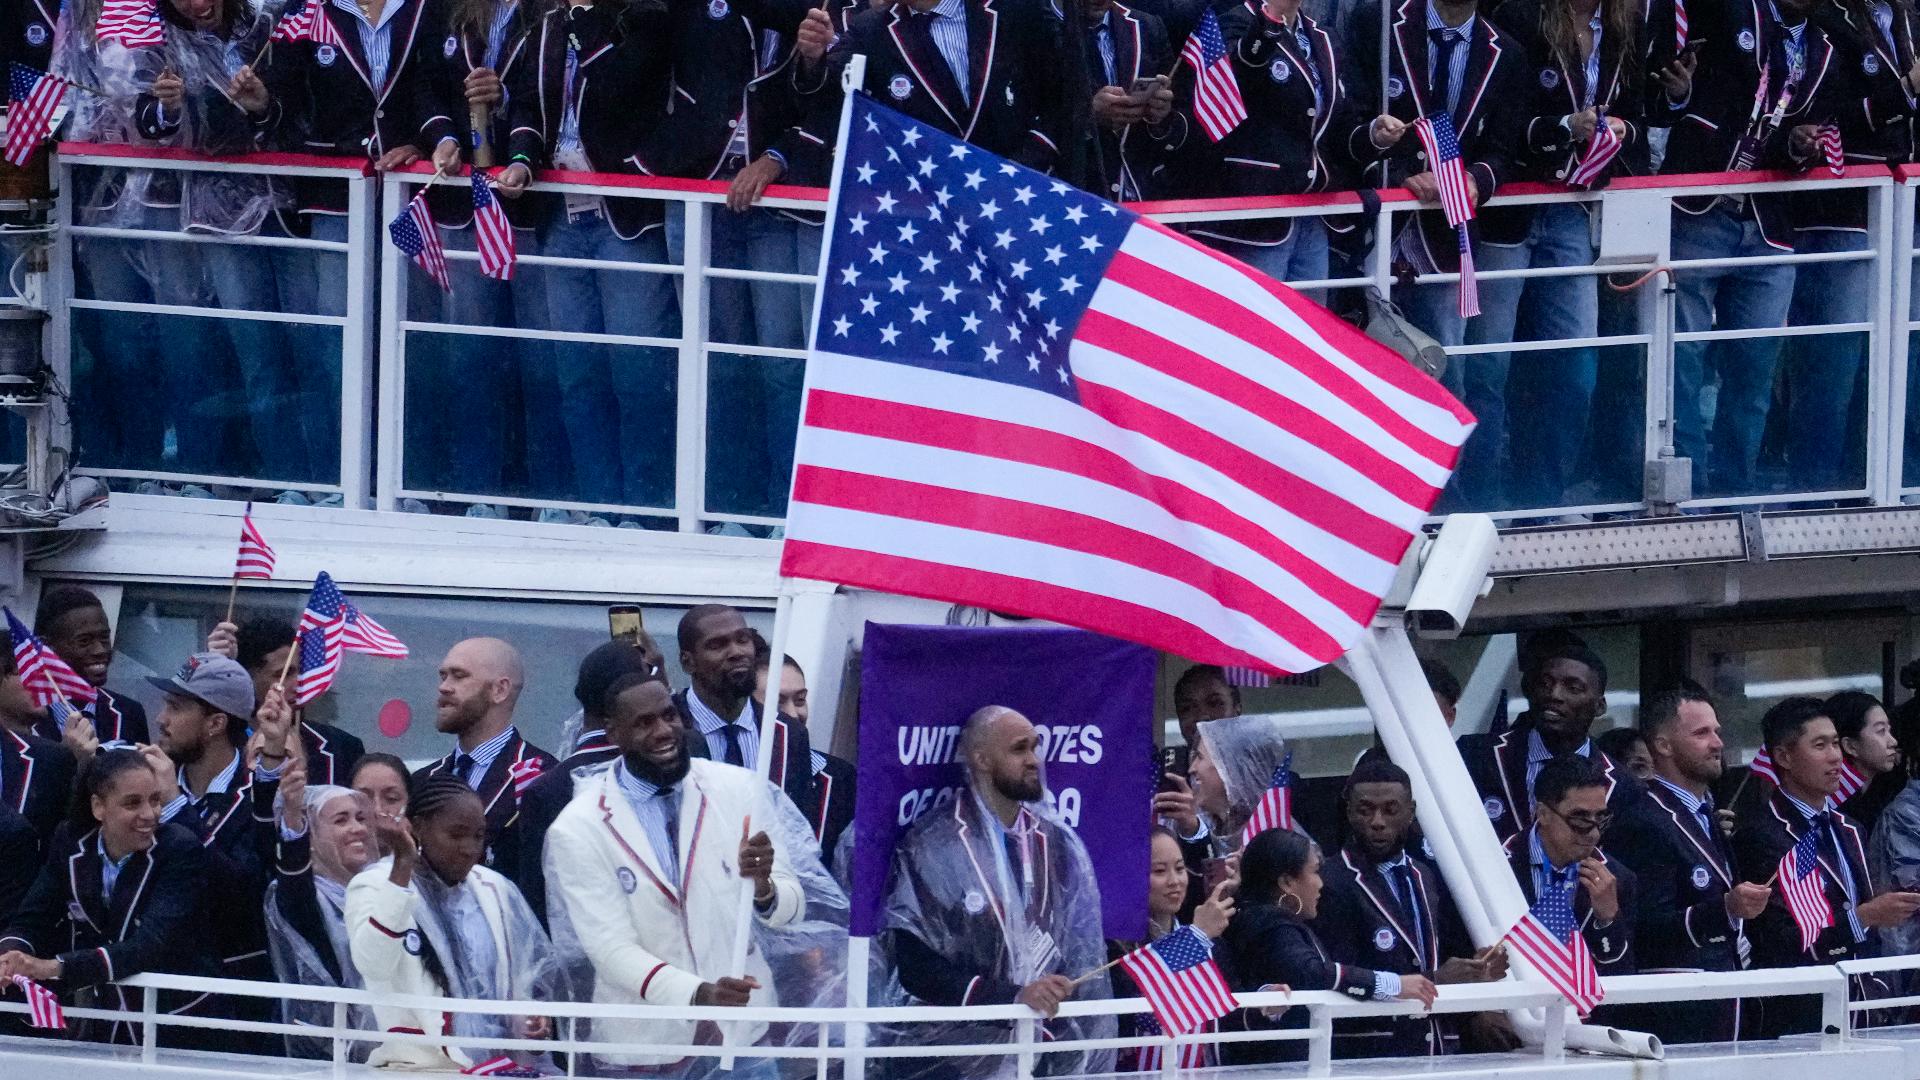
[
  {"x1": 1765, "y1": 329, "x2": 1870, "y2": 495},
  {"x1": 705, "y1": 349, "x2": 803, "y2": 522},
  {"x1": 105, "y1": 580, "x2": 771, "y2": 763},
  {"x1": 1688, "y1": 618, "x2": 1896, "y2": 761}
]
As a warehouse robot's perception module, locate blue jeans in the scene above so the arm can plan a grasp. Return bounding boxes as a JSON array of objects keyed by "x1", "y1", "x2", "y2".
[
  {"x1": 670, "y1": 204, "x2": 820, "y2": 516},
  {"x1": 272, "y1": 212, "x2": 349, "y2": 483},
  {"x1": 1401, "y1": 225, "x2": 1528, "y2": 510},
  {"x1": 540, "y1": 209, "x2": 679, "y2": 508},
  {"x1": 1477, "y1": 203, "x2": 1601, "y2": 510},
  {"x1": 1206, "y1": 218, "x2": 1329, "y2": 301},
  {"x1": 1783, "y1": 229, "x2": 1870, "y2": 493},
  {"x1": 1672, "y1": 203, "x2": 1795, "y2": 497}
]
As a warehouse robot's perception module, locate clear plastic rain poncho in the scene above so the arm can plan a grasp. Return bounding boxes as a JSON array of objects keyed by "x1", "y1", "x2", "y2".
[
  {"x1": 405, "y1": 858, "x2": 567, "y2": 1067},
  {"x1": 873, "y1": 783, "x2": 1115, "y2": 1080},
  {"x1": 264, "y1": 784, "x2": 379, "y2": 1061},
  {"x1": 1194, "y1": 713, "x2": 1295, "y2": 850},
  {"x1": 153, "y1": 5, "x2": 283, "y2": 235},
  {"x1": 544, "y1": 760, "x2": 851, "y2": 1062}
]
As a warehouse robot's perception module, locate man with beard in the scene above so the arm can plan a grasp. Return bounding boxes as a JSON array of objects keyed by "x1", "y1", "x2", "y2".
[
  {"x1": 674, "y1": 606, "x2": 816, "y2": 819},
  {"x1": 413, "y1": 638, "x2": 557, "y2": 874},
  {"x1": 543, "y1": 672, "x2": 805, "y2": 1077},
  {"x1": 1314, "y1": 758, "x2": 1512, "y2": 1057},
  {"x1": 875, "y1": 705, "x2": 1114, "y2": 1079},
  {"x1": 1606, "y1": 682, "x2": 1769, "y2": 1043},
  {"x1": 1456, "y1": 643, "x2": 1638, "y2": 844}
]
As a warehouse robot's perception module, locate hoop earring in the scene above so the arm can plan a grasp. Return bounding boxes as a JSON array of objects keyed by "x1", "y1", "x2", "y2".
[{"x1": 1279, "y1": 891, "x2": 1303, "y2": 916}]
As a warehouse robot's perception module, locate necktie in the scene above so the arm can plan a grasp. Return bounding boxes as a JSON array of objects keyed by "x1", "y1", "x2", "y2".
[
  {"x1": 1002, "y1": 831, "x2": 1026, "y2": 899},
  {"x1": 453, "y1": 752, "x2": 477, "y2": 784},
  {"x1": 719, "y1": 724, "x2": 745, "y2": 767},
  {"x1": 1391, "y1": 863, "x2": 1426, "y2": 960},
  {"x1": 658, "y1": 785, "x2": 681, "y2": 886},
  {"x1": 1429, "y1": 27, "x2": 1463, "y2": 117}
]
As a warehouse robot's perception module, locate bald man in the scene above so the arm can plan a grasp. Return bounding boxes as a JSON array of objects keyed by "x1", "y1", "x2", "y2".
[
  {"x1": 413, "y1": 638, "x2": 557, "y2": 872},
  {"x1": 877, "y1": 706, "x2": 1114, "y2": 1078}
]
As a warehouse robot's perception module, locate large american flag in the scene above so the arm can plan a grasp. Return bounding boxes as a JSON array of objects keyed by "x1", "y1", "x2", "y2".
[
  {"x1": 1180, "y1": 8, "x2": 1247, "y2": 142},
  {"x1": 389, "y1": 191, "x2": 450, "y2": 292},
  {"x1": 1241, "y1": 752, "x2": 1295, "y2": 845},
  {"x1": 9, "y1": 974, "x2": 63, "y2": 1030},
  {"x1": 1779, "y1": 823, "x2": 1834, "y2": 953},
  {"x1": 4, "y1": 607, "x2": 96, "y2": 718},
  {"x1": 234, "y1": 502, "x2": 277, "y2": 579},
  {"x1": 1411, "y1": 113, "x2": 1479, "y2": 318},
  {"x1": 782, "y1": 97, "x2": 1474, "y2": 676},
  {"x1": 295, "y1": 574, "x2": 349, "y2": 704},
  {"x1": 1749, "y1": 749, "x2": 1867, "y2": 802},
  {"x1": 95, "y1": 0, "x2": 166, "y2": 47},
  {"x1": 1505, "y1": 879, "x2": 1602, "y2": 1016},
  {"x1": 5, "y1": 64, "x2": 69, "y2": 168},
  {"x1": 472, "y1": 174, "x2": 516, "y2": 280},
  {"x1": 1118, "y1": 925, "x2": 1238, "y2": 1037}
]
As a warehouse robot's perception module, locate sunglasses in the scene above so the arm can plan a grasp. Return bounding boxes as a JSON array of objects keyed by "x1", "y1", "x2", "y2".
[{"x1": 1544, "y1": 804, "x2": 1612, "y2": 836}]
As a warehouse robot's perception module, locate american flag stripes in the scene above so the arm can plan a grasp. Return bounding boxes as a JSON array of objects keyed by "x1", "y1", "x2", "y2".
[
  {"x1": 472, "y1": 174, "x2": 516, "y2": 280},
  {"x1": 1674, "y1": 0, "x2": 1689, "y2": 56},
  {"x1": 1118, "y1": 925, "x2": 1238, "y2": 1037},
  {"x1": 390, "y1": 190, "x2": 450, "y2": 292},
  {"x1": 509, "y1": 757, "x2": 545, "y2": 797},
  {"x1": 1412, "y1": 113, "x2": 1479, "y2": 318},
  {"x1": 5, "y1": 64, "x2": 70, "y2": 168},
  {"x1": 5, "y1": 607, "x2": 96, "y2": 714},
  {"x1": 295, "y1": 575, "x2": 349, "y2": 705},
  {"x1": 1135, "y1": 1015, "x2": 1214, "y2": 1071},
  {"x1": 783, "y1": 98, "x2": 1474, "y2": 676},
  {"x1": 271, "y1": 2, "x2": 344, "y2": 45},
  {"x1": 1180, "y1": 8, "x2": 1247, "y2": 142},
  {"x1": 1505, "y1": 884, "x2": 1603, "y2": 1016},
  {"x1": 1818, "y1": 123, "x2": 1844, "y2": 177},
  {"x1": 95, "y1": 0, "x2": 167, "y2": 47},
  {"x1": 234, "y1": 503, "x2": 277, "y2": 579},
  {"x1": 341, "y1": 597, "x2": 409, "y2": 658},
  {"x1": 1779, "y1": 824, "x2": 1835, "y2": 953},
  {"x1": 1567, "y1": 110, "x2": 1622, "y2": 189},
  {"x1": 10, "y1": 974, "x2": 64, "y2": 1030},
  {"x1": 1241, "y1": 752, "x2": 1295, "y2": 844},
  {"x1": 461, "y1": 1056, "x2": 541, "y2": 1077},
  {"x1": 1749, "y1": 749, "x2": 1866, "y2": 801},
  {"x1": 1222, "y1": 665, "x2": 1271, "y2": 688}
]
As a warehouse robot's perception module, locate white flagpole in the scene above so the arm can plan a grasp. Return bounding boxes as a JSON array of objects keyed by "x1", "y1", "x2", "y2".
[{"x1": 718, "y1": 51, "x2": 867, "y2": 1071}]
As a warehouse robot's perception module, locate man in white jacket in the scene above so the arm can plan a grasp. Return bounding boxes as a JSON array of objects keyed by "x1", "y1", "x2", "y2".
[{"x1": 545, "y1": 671, "x2": 805, "y2": 1076}]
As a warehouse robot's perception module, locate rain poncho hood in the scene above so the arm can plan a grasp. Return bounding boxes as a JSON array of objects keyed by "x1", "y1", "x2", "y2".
[
  {"x1": 265, "y1": 784, "x2": 377, "y2": 1060},
  {"x1": 1195, "y1": 713, "x2": 1294, "y2": 844},
  {"x1": 874, "y1": 778, "x2": 1115, "y2": 1079}
]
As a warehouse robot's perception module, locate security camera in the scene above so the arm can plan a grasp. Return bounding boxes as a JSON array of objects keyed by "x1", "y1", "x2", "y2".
[{"x1": 1404, "y1": 514, "x2": 1496, "y2": 638}]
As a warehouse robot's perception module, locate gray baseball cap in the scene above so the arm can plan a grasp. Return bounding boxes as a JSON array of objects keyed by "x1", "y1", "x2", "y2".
[{"x1": 147, "y1": 653, "x2": 257, "y2": 719}]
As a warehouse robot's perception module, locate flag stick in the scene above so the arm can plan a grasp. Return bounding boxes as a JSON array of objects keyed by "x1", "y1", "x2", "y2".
[
  {"x1": 716, "y1": 54, "x2": 863, "y2": 1071},
  {"x1": 274, "y1": 634, "x2": 299, "y2": 692},
  {"x1": 224, "y1": 577, "x2": 240, "y2": 626},
  {"x1": 1070, "y1": 954, "x2": 1123, "y2": 989}
]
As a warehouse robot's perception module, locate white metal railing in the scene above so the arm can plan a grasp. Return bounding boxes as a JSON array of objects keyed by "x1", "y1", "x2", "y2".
[
  {"x1": 0, "y1": 959, "x2": 1892, "y2": 1077},
  {"x1": 30, "y1": 146, "x2": 1920, "y2": 529}
]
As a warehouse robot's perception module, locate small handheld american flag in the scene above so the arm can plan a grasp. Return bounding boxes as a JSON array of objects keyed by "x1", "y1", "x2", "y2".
[
  {"x1": 295, "y1": 574, "x2": 350, "y2": 705},
  {"x1": 5, "y1": 64, "x2": 70, "y2": 168},
  {"x1": 1117, "y1": 925, "x2": 1238, "y2": 1037},
  {"x1": 1180, "y1": 8, "x2": 1247, "y2": 142},
  {"x1": 1412, "y1": 113, "x2": 1479, "y2": 318},
  {"x1": 95, "y1": 0, "x2": 167, "y2": 47},
  {"x1": 341, "y1": 595, "x2": 408, "y2": 658},
  {"x1": 389, "y1": 191, "x2": 451, "y2": 292},
  {"x1": 1817, "y1": 123, "x2": 1844, "y2": 177},
  {"x1": 270, "y1": 2, "x2": 343, "y2": 45},
  {"x1": 1505, "y1": 876, "x2": 1603, "y2": 1016},
  {"x1": 1240, "y1": 751, "x2": 1295, "y2": 845},
  {"x1": 9, "y1": 974, "x2": 64, "y2": 1030},
  {"x1": 1567, "y1": 110, "x2": 1622, "y2": 189},
  {"x1": 1779, "y1": 824, "x2": 1835, "y2": 952},
  {"x1": 1749, "y1": 749, "x2": 1866, "y2": 801},
  {"x1": 234, "y1": 502, "x2": 277, "y2": 579},
  {"x1": 4, "y1": 607, "x2": 96, "y2": 725},
  {"x1": 461, "y1": 1056, "x2": 542, "y2": 1077},
  {"x1": 1674, "y1": 0, "x2": 1689, "y2": 56},
  {"x1": 472, "y1": 174, "x2": 516, "y2": 280},
  {"x1": 509, "y1": 757, "x2": 545, "y2": 797}
]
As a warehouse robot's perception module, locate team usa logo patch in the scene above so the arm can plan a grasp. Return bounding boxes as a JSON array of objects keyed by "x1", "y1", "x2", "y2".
[
  {"x1": 1483, "y1": 796, "x2": 1504, "y2": 819},
  {"x1": 316, "y1": 44, "x2": 338, "y2": 66},
  {"x1": 963, "y1": 889, "x2": 988, "y2": 915},
  {"x1": 1270, "y1": 58, "x2": 1291, "y2": 82},
  {"x1": 24, "y1": 22, "x2": 45, "y2": 46},
  {"x1": 1691, "y1": 865, "x2": 1712, "y2": 890},
  {"x1": 617, "y1": 867, "x2": 638, "y2": 894},
  {"x1": 402, "y1": 929, "x2": 424, "y2": 956},
  {"x1": 1737, "y1": 29, "x2": 1756, "y2": 51},
  {"x1": 1386, "y1": 75, "x2": 1405, "y2": 99},
  {"x1": 1865, "y1": 53, "x2": 1882, "y2": 74},
  {"x1": 889, "y1": 74, "x2": 912, "y2": 100},
  {"x1": 444, "y1": 35, "x2": 458, "y2": 58},
  {"x1": 1539, "y1": 68, "x2": 1559, "y2": 88},
  {"x1": 707, "y1": 0, "x2": 729, "y2": 18},
  {"x1": 1373, "y1": 927, "x2": 1396, "y2": 952}
]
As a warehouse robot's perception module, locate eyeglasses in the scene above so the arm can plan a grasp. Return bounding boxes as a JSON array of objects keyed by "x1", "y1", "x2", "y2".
[{"x1": 1543, "y1": 804, "x2": 1612, "y2": 836}]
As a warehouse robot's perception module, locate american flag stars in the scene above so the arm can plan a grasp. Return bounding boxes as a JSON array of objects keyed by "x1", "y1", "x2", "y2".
[{"x1": 820, "y1": 102, "x2": 1133, "y2": 400}]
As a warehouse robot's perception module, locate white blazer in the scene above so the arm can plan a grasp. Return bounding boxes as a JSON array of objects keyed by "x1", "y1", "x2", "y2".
[
  {"x1": 545, "y1": 758, "x2": 804, "y2": 1066},
  {"x1": 344, "y1": 860, "x2": 520, "y2": 1071}
]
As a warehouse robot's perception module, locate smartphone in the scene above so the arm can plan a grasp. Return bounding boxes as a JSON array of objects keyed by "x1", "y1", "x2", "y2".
[
  {"x1": 1129, "y1": 75, "x2": 1161, "y2": 98},
  {"x1": 1158, "y1": 745, "x2": 1190, "y2": 793},
  {"x1": 607, "y1": 605, "x2": 644, "y2": 645}
]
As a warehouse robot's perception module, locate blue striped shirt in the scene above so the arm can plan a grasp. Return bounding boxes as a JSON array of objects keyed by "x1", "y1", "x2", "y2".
[
  {"x1": 329, "y1": 0, "x2": 411, "y2": 92},
  {"x1": 1424, "y1": 1, "x2": 1475, "y2": 116},
  {"x1": 688, "y1": 688, "x2": 758, "y2": 768},
  {"x1": 453, "y1": 725, "x2": 517, "y2": 791},
  {"x1": 925, "y1": 0, "x2": 971, "y2": 103},
  {"x1": 615, "y1": 760, "x2": 682, "y2": 888}
]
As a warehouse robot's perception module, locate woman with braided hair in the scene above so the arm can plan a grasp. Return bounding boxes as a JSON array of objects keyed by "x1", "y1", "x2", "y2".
[{"x1": 345, "y1": 774, "x2": 562, "y2": 1071}]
